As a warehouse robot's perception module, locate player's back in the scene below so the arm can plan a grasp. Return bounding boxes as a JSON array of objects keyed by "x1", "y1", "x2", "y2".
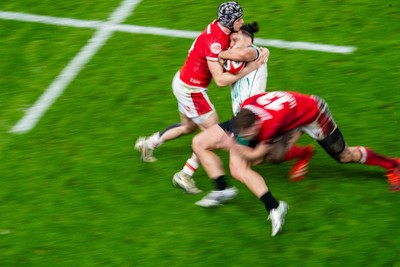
[{"x1": 242, "y1": 91, "x2": 319, "y2": 141}]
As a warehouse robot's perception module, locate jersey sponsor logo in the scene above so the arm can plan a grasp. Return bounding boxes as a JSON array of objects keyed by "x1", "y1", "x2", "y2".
[
  {"x1": 210, "y1": 42, "x2": 222, "y2": 54},
  {"x1": 190, "y1": 78, "x2": 201, "y2": 84}
]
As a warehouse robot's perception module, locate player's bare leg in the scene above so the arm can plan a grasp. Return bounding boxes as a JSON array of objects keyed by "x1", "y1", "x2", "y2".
[
  {"x1": 193, "y1": 127, "x2": 238, "y2": 207},
  {"x1": 192, "y1": 124, "x2": 232, "y2": 178},
  {"x1": 158, "y1": 113, "x2": 199, "y2": 143},
  {"x1": 135, "y1": 112, "x2": 198, "y2": 162},
  {"x1": 229, "y1": 147, "x2": 269, "y2": 197},
  {"x1": 229, "y1": 145, "x2": 288, "y2": 236},
  {"x1": 338, "y1": 146, "x2": 400, "y2": 191},
  {"x1": 173, "y1": 111, "x2": 219, "y2": 194}
]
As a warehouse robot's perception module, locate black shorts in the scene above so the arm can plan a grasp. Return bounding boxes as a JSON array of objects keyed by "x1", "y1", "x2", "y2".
[{"x1": 218, "y1": 117, "x2": 236, "y2": 133}]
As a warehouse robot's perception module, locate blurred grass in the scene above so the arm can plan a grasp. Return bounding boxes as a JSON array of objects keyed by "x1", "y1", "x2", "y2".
[{"x1": 0, "y1": 0, "x2": 400, "y2": 266}]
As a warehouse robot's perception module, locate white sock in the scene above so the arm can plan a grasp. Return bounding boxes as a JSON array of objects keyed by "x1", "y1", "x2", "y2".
[
  {"x1": 147, "y1": 132, "x2": 161, "y2": 149},
  {"x1": 182, "y1": 158, "x2": 199, "y2": 177},
  {"x1": 357, "y1": 146, "x2": 367, "y2": 164}
]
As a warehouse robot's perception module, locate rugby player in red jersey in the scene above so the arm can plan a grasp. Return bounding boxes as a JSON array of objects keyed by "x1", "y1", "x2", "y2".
[
  {"x1": 171, "y1": 21, "x2": 284, "y2": 195},
  {"x1": 215, "y1": 91, "x2": 399, "y2": 236},
  {"x1": 135, "y1": 2, "x2": 268, "y2": 192}
]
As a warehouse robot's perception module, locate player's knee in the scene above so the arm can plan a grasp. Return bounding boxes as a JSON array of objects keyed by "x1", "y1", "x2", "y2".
[
  {"x1": 317, "y1": 128, "x2": 353, "y2": 164},
  {"x1": 192, "y1": 134, "x2": 203, "y2": 153}
]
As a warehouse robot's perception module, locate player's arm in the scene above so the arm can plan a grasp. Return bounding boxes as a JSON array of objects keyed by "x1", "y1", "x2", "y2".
[
  {"x1": 232, "y1": 142, "x2": 272, "y2": 162},
  {"x1": 208, "y1": 60, "x2": 261, "y2": 87},
  {"x1": 218, "y1": 45, "x2": 259, "y2": 62},
  {"x1": 219, "y1": 46, "x2": 270, "y2": 63}
]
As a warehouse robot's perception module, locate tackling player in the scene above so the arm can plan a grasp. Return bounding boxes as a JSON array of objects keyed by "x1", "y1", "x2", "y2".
[
  {"x1": 135, "y1": 2, "x2": 268, "y2": 192},
  {"x1": 226, "y1": 91, "x2": 400, "y2": 236},
  {"x1": 175, "y1": 22, "x2": 314, "y2": 196},
  {"x1": 172, "y1": 21, "x2": 270, "y2": 194}
]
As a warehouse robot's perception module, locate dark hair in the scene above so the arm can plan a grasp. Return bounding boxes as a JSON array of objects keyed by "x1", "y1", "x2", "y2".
[
  {"x1": 240, "y1": 21, "x2": 259, "y2": 42},
  {"x1": 234, "y1": 108, "x2": 257, "y2": 133}
]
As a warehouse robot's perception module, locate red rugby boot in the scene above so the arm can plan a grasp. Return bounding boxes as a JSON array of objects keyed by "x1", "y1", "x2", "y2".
[
  {"x1": 289, "y1": 145, "x2": 315, "y2": 182},
  {"x1": 386, "y1": 159, "x2": 400, "y2": 192}
]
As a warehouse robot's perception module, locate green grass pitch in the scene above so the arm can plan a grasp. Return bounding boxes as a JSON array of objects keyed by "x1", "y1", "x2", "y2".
[{"x1": 0, "y1": 0, "x2": 399, "y2": 266}]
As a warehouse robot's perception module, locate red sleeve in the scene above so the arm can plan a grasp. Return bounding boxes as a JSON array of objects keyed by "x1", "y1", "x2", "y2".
[{"x1": 204, "y1": 38, "x2": 223, "y2": 61}]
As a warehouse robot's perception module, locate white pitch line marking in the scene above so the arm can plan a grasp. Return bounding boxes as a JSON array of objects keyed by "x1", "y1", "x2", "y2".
[
  {"x1": 0, "y1": 10, "x2": 356, "y2": 54},
  {"x1": 0, "y1": 10, "x2": 104, "y2": 29},
  {"x1": 8, "y1": 0, "x2": 142, "y2": 134}
]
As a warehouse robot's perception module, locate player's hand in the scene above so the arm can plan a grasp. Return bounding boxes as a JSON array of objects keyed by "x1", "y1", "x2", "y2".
[
  {"x1": 218, "y1": 57, "x2": 226, "y2": 67},
  {"x1": 258, "y1": 47, "x2": 270, "y2": 64},
  {"x1": 222, "y1": 134, "x2": 236, "y2": 149}
]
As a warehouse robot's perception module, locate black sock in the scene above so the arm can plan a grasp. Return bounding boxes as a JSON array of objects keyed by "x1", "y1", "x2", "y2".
[
  {"x1": 260, "y1": 191, "x2": 279, "y2": 212},
  {"x1": 214, "y1": 176, "x2": 227, "y2": 191},
  {"x1": 160, "y1": 123, "x2": 182, "y2": 137}
]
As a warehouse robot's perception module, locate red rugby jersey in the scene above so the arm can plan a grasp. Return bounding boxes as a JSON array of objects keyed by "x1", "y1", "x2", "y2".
[
  {"x1": 241, "y1": 91, "x2": 320, "y2": 142},
  {"x1": 179, "y1": 19, "x2": 230, "y2": 88}
]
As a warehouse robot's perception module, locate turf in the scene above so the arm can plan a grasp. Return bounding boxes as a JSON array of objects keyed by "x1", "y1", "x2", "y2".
[{"x1": 0, "y1": 0, "x2": 399, "y2": 266}]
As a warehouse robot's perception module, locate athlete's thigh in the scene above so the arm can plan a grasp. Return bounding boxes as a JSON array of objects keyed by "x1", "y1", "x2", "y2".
[
  {"x1": 179, "y1": 112, "x2": 198, "y2": 132},
  {"x1": 198, "y1": 111, "x2": 219, "y2": 130},
  {"x1": 195, "y1": 124, "x2": 232, "y2": 151}
]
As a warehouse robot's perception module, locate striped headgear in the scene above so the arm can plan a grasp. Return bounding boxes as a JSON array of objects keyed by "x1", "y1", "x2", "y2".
[{"x1": 218, "y1": 2, "x2": 243, "y2": 31}]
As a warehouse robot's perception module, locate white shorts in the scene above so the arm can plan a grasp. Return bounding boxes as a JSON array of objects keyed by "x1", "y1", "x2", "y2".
[
  {"x1": 172, "y1": 71, "x2": 215, "y2": 125},
  {"x1": 231, "y1": 63, "x2": 268, "y2": 116}
]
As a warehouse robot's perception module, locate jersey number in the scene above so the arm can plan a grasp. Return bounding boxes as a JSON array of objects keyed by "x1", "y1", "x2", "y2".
[{"x1": 256, "y1": 92, "x2": 297, "y2": 111}]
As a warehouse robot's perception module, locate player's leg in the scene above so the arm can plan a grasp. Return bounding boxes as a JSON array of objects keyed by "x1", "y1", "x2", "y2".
[
  {"x1": 286, "y1": 144, "x2": 315, "y2": 182},
  {"x1": 229, "y1": 146, "x2": 288, "y2": 236},
  {"x1": 135, "y1": 71, "x2": 210, "y2": 162},
  {"x1": 310, "y1": 95, "x2": 399, "y2": 191},
  {"x1": 172, "y1": 152, "x2": 202, "y2": 194},
  {"x1": 281, "y1": 130, "x2": 315, "y2": 182},
  {"x1": 262, "y1": 130, "x2": 315, "y2": 182},
  {"x1": 192, "y1": 123, "x2": 237, "y2": 188},
  {"x1": 193, "y1": 124, "x2": 233, "y2": 176},
  {"x1": 172, "y1": 111, "x2": 220, "y2": 193},
  {"x1": 339, "y1": 145, "x2": 400, "y2": 191},
  {"x1": 317, "y1": 126, "x2": 400, "y2": 191},
  {"x1": 310, "y1": 95, "x2": 400, "y2": 190},
  {"x1": 147, "y1": 112, "x2": 198, "y2": 148},
  {"x1": 193, "y1": 121, "x2": 240, "y2": 206},
  {"x1": 135, "y1": 113, "x2": 198, "y2": 163}
]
